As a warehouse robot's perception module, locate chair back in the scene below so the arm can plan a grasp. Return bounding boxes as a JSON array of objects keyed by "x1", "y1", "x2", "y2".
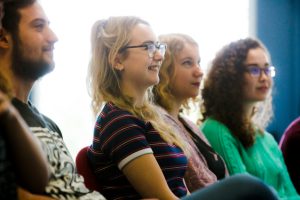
[{"x1": 76, "y1": 146, "x2": 102, "y2": 191}]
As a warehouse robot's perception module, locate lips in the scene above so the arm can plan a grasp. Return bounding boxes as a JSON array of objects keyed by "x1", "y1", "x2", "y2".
[
  {"x1": 257, "y1": 86, "x2": 269, "y2": 92},
  {"x1": 148, "y1": 64, "x2": 160, "y2": 71},
  {"x1": 43, "y1": 46, "x2": 54, "y2": 51},
  {"x1": 191, "y1": 82, "x2": 201, "y2": 87}
]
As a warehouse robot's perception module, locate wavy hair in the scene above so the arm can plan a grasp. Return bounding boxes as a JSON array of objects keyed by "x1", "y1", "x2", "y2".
[
  {"x1": 153, "y1": 33, "x2": 199, "y2": 114},
  {"x1": 201, "y1": 37, "x2": 274, "y2": 147},
  {"x1": 87, "y1": 16, "x2": 187, "y2": 152}
]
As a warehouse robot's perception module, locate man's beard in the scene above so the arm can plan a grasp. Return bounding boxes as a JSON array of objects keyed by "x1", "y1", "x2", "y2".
[{"x1": 11, "y1": 36, "x2": 54, "y2": 81}]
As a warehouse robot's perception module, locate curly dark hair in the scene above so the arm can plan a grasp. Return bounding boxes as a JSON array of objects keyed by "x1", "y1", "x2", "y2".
[{"x1": 201, "y1": 37, "x2": 272, "y2": 147}]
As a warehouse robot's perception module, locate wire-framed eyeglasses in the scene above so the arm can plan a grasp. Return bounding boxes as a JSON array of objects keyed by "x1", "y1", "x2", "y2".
[
  {"x1": 246, "y1": 65, "x2": 276, "y2": 78},
  {"x1": 120, "y1": 42, "x2": 167, "y2": 58}
]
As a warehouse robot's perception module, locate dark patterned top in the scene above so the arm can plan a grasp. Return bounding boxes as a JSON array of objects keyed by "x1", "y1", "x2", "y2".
[
  {"x1": 0, "y1": 133, "x2": 17, "y2": 200},
  {"x1": 12, "y1": 98, "x2": 106, "y2": 200},
  {"x1": 88, "y1": 102, "x2": 188, "y2": 200}
]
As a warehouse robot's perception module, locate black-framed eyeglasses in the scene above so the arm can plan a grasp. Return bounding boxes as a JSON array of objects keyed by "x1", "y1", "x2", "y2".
[
  {"x1": 120, "y1": 42, "x2": 167, "y2": 58},
  {"x1": 245, "y1": 65, "x2": 276, "y2": 78}
]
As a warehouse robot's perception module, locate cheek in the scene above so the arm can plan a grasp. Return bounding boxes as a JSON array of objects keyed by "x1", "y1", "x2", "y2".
[
  {"x1": 20, "y1": 40, "x2": 38, "y2": 53},
  {"x1": 243, "y1": 75, "x2": 254, "y2": 87},
  {"x1": 268, "y1": 77, "x2": 273, "y2": 86}
]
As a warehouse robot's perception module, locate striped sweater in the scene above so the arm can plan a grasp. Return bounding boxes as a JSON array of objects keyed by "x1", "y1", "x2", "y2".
[{"x1": 88, "y1": 102, "x2": 187, "y2": 199}]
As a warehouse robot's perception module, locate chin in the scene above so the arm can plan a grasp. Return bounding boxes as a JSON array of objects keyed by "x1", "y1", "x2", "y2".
[
  {"x1": 151, "y1": 77, "x2": 160, "y2": 85},
  {"x1": 253, "y1": 97, "x2": 267, "y2": 102}
]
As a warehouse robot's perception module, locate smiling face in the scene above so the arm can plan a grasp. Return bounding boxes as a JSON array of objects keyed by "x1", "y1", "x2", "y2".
[
  {"x1": 243, "y1": 47, "x2": 272, "y2": 103},
  {"x1": 11, "y1": 2, "x2": 58, "y2": 81},
  {"x1": 119, "y1": 23, "x2": 164, "y2": 95},
  {"x1": 170, "y1": 43, "x2": 203, "y2": 103}
]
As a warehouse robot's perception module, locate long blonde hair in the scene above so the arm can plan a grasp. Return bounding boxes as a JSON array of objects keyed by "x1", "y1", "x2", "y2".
[{"x1": 87, "y1": 16, "x2": 187, "y2": 152}]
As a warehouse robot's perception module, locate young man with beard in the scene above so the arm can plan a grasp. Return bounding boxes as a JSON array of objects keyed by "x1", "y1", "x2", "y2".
[
  {"x1": 0, "y1": 3, "x2": 52, "y2": 200},
  {"x1": 0, "y1": 0, "x2": 106, "y2": 199}
]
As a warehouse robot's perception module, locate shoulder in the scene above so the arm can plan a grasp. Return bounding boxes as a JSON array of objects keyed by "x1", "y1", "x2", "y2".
[
  {"x1": 95, "y1": 103, "x2": 151, "y2": 146},
  {"x1": 201, "y1": 118, "x2": 238, "y2": 147},
  {"x1": 201, "y1": 118, "x2": 232, "y2": 136},
  {"x1": 261, "y1": 131, "x2": 277, "y2": 142},
  {"x1": 99, "y1": 103, "x2": 144, "y2": 125},
  {"x1": 180, "y1": 115, "x2": 209, "y2": 141},
  {"x1": 258, "y1": 131, "x2": 280, "y2": 150},
  {"x1": 180, "y1": 115, "x2": 197, "y2": 130},
  {"x1": 40, "y1": 114, "x2": 63, "y2": 137},
  {"x1": 12, "y1": 98, "x2": 63, "y2": 137}
]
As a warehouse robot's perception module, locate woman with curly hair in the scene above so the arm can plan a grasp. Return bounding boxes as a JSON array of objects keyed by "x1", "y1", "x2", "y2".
[{"x1": 201, "y1": 37, "x2": 299, "y2": 199}]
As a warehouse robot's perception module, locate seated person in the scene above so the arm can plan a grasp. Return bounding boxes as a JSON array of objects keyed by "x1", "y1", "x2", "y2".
[
  {"x1": 0, "y1": 69, "x2": 49, "y2": 199},
  {"x1": 1, "y1": 0, "x2": 106, "y2": 199},
  {"x1": 200, "y1": 37, "x2": 299, "y2": 199},
  {"x1": 153, "y1": 33, "x2": 227, "y2": 192}
]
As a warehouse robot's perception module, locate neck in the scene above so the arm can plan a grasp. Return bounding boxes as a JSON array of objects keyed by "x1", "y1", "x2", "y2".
[
  {"x1": 244, "y1": 101, "x2": 256, "y2": 119},
  {"x1": 13, "y1": 76, "x2": 35, "y2": 103},
  {"x1": 168, "y1": 99, "x2": 183, "y2": 120},
  {"x1": 121, "y1": 82, "x2": 148, "y2": 106}
]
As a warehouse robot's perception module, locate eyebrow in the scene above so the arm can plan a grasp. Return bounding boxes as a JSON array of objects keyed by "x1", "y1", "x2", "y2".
[
  {"x1": 29, "y1": 18, "x2": 49, "y2": 26},
  {"x1": 141, "y1": 40, "x2": 155, "y2": 44},
  {"x1": 245, "y1": 63, "x2": 270, "y2": 67},
  {"x1": 180, "y1": 56, "x2": 201, "y2": 61}
]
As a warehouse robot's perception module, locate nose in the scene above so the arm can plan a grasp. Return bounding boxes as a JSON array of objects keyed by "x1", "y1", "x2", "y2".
[
  {"x1": 46, "y1": 26, "x2": 58, "y2": 44},
  {"x1": 152, "y1": 48, "x2": 164, "y2": 61},
  {"x1": 259, "y1": 69, "x2": 269, "y2": 81},
  {"x1": 194, "y1": 64, "x2": 203, "y2": 78}
]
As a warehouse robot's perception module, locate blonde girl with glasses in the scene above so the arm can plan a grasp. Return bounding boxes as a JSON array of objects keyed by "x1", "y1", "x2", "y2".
[
  {"x1": 201, "y1": 37, "x2": 299, "y2": 199},
  {"x1": 87, "y1": 16, "x2": 189, "y2": 200}
]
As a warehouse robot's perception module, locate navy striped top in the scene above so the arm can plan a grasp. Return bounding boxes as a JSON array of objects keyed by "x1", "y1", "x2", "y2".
[{"x1": 88, "y1": 102, "x2": 187, "y2": 199}]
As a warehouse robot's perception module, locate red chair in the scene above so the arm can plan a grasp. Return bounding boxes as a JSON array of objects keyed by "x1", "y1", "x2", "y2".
[{"x1": 76, "y1": 146, "x2": 102, "y2": 191}]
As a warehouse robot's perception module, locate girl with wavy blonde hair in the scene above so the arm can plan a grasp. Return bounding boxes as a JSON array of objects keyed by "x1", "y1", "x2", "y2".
[{"x1": 153, "y1": 33, "x2": 228, "y2": 193}]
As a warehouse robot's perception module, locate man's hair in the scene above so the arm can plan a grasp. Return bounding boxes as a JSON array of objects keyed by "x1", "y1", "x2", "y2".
[{"x1": 2, "y1": 0, "x2": 36, "y2": 36}]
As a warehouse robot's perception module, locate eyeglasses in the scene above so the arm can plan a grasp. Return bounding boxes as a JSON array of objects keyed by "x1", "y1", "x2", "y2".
[
  {"x1": 120, "y1": 42, "x2": 167, "y2": 58},
  {"x1": 245, "y1": 65, "x2": 276, "y2": 78}
]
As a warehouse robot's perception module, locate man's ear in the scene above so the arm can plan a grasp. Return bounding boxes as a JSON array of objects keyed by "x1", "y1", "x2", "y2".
[
  {"x1": 113, "y1": 54, "x2": 124, "y2": 71},
  {"x1": 0, "y1": 29, "x2": 10, "y2": 49}
]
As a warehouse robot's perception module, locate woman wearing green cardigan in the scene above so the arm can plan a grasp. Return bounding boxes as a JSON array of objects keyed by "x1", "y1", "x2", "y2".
[{"x1": 200, "y1": 38, "x2": 299, "y2": 200}]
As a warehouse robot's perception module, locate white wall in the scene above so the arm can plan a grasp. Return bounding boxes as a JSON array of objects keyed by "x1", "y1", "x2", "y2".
[{"x1": 37, "y1": 0, "x2": 250, "y2": 159}]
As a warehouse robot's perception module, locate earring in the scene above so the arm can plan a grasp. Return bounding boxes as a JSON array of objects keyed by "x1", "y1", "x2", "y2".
[{"x1": 114, "y1": 66, "x2": 124, "y2": 71}]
